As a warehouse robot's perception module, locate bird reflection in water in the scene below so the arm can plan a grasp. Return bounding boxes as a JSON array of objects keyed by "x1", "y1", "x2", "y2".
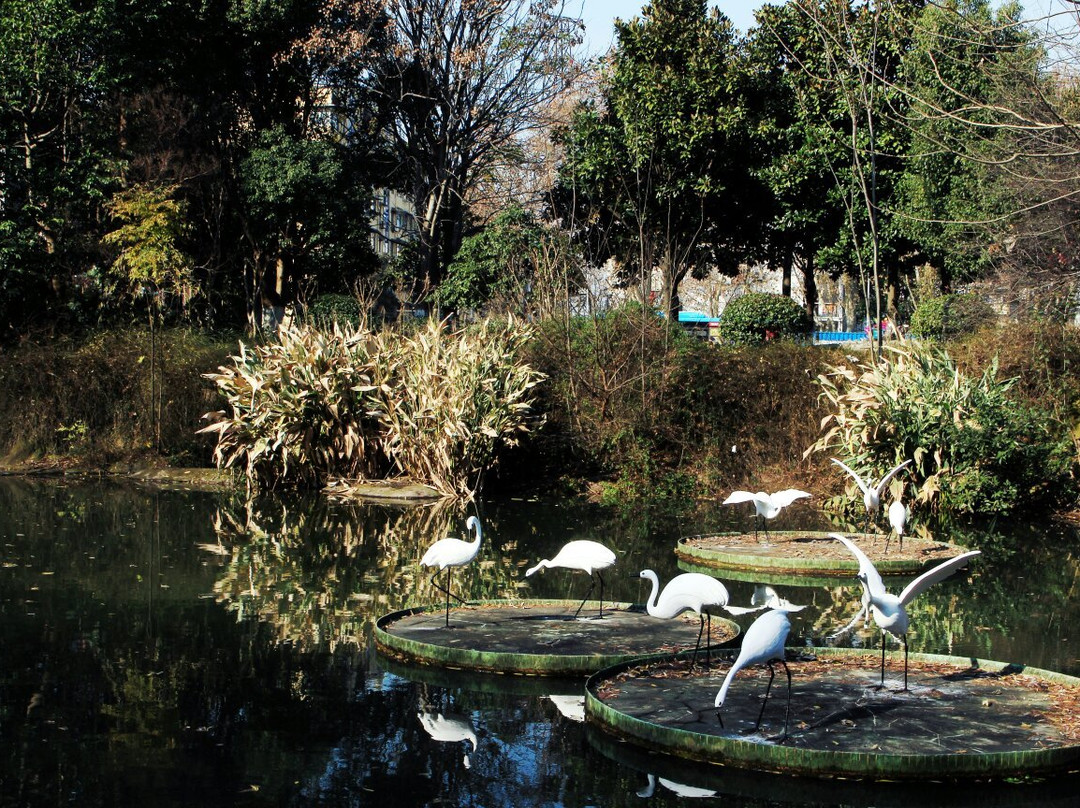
[
  {"x1": 417, "y1": 707, "x2": 478, "y2": 768},
  {"x1": 636, "y1": 773, "x2": 717, "y2": 799}
]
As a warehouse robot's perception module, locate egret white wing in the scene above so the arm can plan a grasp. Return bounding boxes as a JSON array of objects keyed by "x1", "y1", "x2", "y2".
[
  {"x1": 830, "y1": 533, "x2": 885, "y2": 598},
  {"x1": 831, "y1": 458, "x2": 872, "y2": 498},
  {"x1": 722, "y1": 490, "x2": 759, "y2": 505},
  {"x1": 897, "y1": 551, "x2": 981, "y2": 605},
  {"x1": 770, "y1": 489, "x2": 811, "y2": 508},
  {"x1": 875, "y1": 459, "x2": 912, "y2": 496},
  {"x1": 721, "y1": 603, "x2": 769, "y2": 616}
]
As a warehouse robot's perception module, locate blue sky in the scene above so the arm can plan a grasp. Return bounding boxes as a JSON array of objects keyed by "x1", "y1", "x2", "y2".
[{"x1": 575, "y1": 0, "x2": 763, "y2": 54}]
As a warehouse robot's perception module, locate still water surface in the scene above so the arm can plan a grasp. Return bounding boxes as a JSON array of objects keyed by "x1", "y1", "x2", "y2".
[{"x1": 0, "y1": 477, "x2": 1078, "y2": 807}]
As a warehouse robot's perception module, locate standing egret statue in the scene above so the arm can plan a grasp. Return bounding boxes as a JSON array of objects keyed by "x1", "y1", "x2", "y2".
[
  {"x1": 638, "y1": 569, "x2": 753, "y2": 668},
  {"x1": 831, "y1": 458, "x2": 911, "y2": 535},
  {"x1": 886, "y1": 500, "x2": 909, "y2": 552},
  {"x1": 832, "y1": 533, "x2": 981, "y2": 689},
  {"x1": 420, "y1": 515, "x2": 483, "y2": 627},
  {"x1": 526, "y1": 540, "x2": 617, "y2": 618},
  {"x1": 721, "y1": 489, "x2": 810, "y2": 540},
  {"x1": 714, "y1": 608, "x2": 794, "y2": 740}
]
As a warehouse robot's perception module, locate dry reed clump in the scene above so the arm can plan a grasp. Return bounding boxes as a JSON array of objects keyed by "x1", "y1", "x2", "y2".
[
  {"x1": 805, "y1": 339, "x2": 1075, "y2": 517},
  {"x1": 200, "y1": 317, "x2": 544, "y2": 498}
]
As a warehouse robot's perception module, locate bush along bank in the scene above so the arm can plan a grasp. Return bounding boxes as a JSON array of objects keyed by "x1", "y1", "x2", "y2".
[
  {"x1": 0, "y1": 327, "x2": 234, "y2": 470},
  {"x1": 0, "y1": 317, "x2": 1075, "y2": 522}
]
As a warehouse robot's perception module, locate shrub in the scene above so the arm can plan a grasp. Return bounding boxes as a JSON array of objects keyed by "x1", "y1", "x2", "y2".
[
  {"x1": 909, "y1": 293, "x2": 996, "y2": 339},
  {"x1": 717, "y1": 292, "x2": 812, "y2": 346},
  {"x1": 200, "y1": 324, "x2": 385, "y2": 488},
  {"x1": 308, "y1": 294, "x2": 362, "y2": 329},
  {"x1": 0, "y1": 328, "x2": 231, "y2": 466},
  {"x1": 518, "y1": 303, "x2": 827, "y2": 499},
  {"x1": 201, "y1": 318, "x2": 544, "y2": 497},
  {"x1": 806, "y1": 341, "x2": 1075, "y2": 517}
]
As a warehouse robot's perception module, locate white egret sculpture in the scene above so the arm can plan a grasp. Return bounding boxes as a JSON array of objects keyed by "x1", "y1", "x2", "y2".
[
  {"x1": 831, "y1": 458, "x2": 911, "y2": 534},
  {"x1": 638, "y1": 569, "x2": 742, "y2": 667},
  {"x1": 832, "y1": 533, "x2": 981, "y2": 689},
  {"x1": 417, "y1": 710, "x2": 478, "y2": 768},
  {"x1": 721, "y1": 489, "x2": 810, "y2": 539},
  {"x1": 886, "y1": 500, "x2": 909, "y2": 552},
  {"x1": 714, "y1": 608, "x2": 794, "y2": 739},
  {"x1": 420, "y1": 515, "x2": 482, "y2": 627},
  {"x1": 636, "y1": 773, "x2": 717, "y2": 798},
  {"x1": 526, "y1": 540, "x2": 617, "y2": 618}
]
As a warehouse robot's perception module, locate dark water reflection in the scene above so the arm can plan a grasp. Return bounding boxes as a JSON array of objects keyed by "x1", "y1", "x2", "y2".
[{"x1": 0, "y1": 478, "x2": 1078, "y2": 807}]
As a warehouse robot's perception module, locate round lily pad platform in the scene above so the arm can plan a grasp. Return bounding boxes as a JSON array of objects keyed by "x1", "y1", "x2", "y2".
[
  {"x1": 586, "y1": 722, "x2": 1080, "y2": 807},
  {"x1": 676, "y1": 531, "x2": 971, "y2": 577},
  {"x1": 586, "y1": 647, "x2": 1080, "y2": 781},
  {"x1": 375, "y1": 600, "x2": 740, "y2": 677}
]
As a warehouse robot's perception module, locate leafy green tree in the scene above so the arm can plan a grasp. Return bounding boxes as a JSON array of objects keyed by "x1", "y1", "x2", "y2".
[
  {"x1": 894, "y1": 0, "x2": 1027, "y2": 286},
  {"x1": 756, "y1": 0, "x2": 921, "y2": 351},
  {"x1": 372, "y1": 0, "x2": 581, "y2": 306},
  {"x1": 557, "y1": 0, "x2": 765, "y2": 319},
  {"x1": 239, "y1": 125, "x2": 379, "y2": 326},
  {"x1": 435, "y1": 207, "x2": 546, "y2": 313},
  {"x1": 744, "y1": 3, "x2": 849, "y2": 317},
  {"x1": 103, "y1": 183, "x2": 194, "y2": 449},
  {"x1": 0, "y1": 0, "x2": 119, "y2": 331}
]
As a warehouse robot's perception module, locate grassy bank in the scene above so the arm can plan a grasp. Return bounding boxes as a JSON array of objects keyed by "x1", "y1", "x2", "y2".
[
  {"x1": 0, "y1": 319, "x2": 1075, "y2": 520},
  {"x1": 0, "y1": 328, "x2": 235, "y2": 470}
]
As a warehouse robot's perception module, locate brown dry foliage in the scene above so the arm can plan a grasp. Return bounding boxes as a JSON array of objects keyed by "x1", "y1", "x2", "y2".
[
  {"x1": 520, "y1": 307, "x2": 837, "y2": 495},
  {"x1": 0, "y1": 328, "x2": 230, "y2": 467},
  {"x1": 949, "y1": 320, "x2": 1080, "y2": 422}
]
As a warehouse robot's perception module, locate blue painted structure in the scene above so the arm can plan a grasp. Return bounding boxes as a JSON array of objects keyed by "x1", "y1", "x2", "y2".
[
  {"x1": 814, "y1": 331, "x2": 868, "y2": 343},
  {"x1": 677, "y1": 311, "x2": 718, "y2": 324}
]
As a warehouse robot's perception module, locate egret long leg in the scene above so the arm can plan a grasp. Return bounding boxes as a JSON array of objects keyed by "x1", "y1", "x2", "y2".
[
  {"x1": 755, "y1": 663, "x2": 776, "y2": 730},
  {"x1": 597, "y1": 571, "x2": 606, "y2": 618},
  {"x1": 903, "y1": 635, "x2": 909, "y2": 691},
  {"x1": 880, "y1": 631, "x2": 886, "y2": 688},
  {"x1": 775, "y1": 659, "x2": 792, "y2": 741},
  {"x1": 690, "y1": 615, "x2": 706, "y2": 669},
  {"x1": 429, "y1": 571, "x2": 467, "y2": 605},
  {"x1": 573, "y1": 574, "x2": 597, "y2": 618}
]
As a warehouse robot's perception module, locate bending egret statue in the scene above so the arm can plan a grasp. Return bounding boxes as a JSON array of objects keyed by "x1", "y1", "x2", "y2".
[
  {"x1": 417, "y1": 710, "x2": 478, "y2": 768},
  {"x1": 526, "y1": 540, "x2": 617, "y2": 618},
  {"x1": 832, "y1": 533, "x2": 981, "y2": 689},
  {"x1": 639, "y1": 569, "x2": 740, "y2": 667},
  {"x1": 831, "y1": 458, "x2": 911, "y2": 534},
  {"x1": 714, "y1": 608, "x2": 793, "y2": 739},
  {"x1": 420, "y1": 516, "x2": 482, "y2": 627},
  {"x1": 722, "y1": 489, "x2": 810, "y2": 540},
  {"x1": 886, "y1": 500, "x2": 909, "y2": 552}
]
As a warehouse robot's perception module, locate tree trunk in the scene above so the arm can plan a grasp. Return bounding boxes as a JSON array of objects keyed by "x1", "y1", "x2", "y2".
[
  {"x1": 803, "y1": 252, "x2": 818, "y2": 325},
  {"x1": 782, "y1": 248, "x2": 793, "y2": 297}
]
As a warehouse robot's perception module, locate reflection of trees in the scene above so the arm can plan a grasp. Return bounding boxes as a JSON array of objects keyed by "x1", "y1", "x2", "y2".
[{"x1": 207, "y1": 496, "x2": 527, "y2": 649}]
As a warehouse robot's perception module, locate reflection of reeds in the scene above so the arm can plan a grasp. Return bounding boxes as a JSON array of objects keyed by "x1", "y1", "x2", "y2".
[{"x1": 205, "y1": 497, "x2": 523, "y2": 651}]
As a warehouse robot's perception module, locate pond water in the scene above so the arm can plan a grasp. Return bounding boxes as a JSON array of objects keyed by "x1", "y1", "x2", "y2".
[{"x1": 0, "y1": 477, "x2": 1078, "y2": 807}]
